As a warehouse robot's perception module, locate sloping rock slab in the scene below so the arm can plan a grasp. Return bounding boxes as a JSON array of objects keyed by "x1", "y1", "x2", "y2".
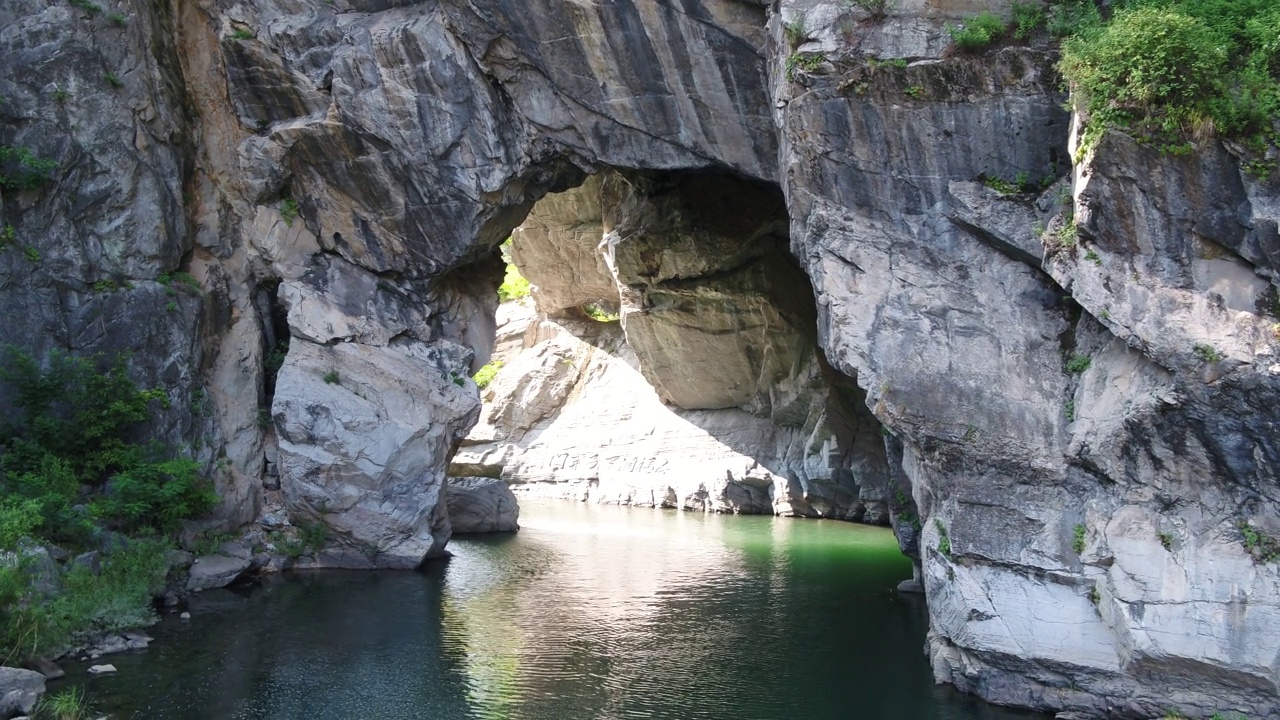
[
  {"x1": 186, "y1": 555, "x2": 252, "y2": 592},
  {"x1": 445, "y1": 477, "x2": 520, "y2": 533}
]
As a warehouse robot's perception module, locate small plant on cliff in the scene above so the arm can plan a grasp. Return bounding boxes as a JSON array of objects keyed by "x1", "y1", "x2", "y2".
[
  {"x1": 1072, "y1": 523, "x2": 1086, "y2": 555},
  {"x1": 947, "y1": 11, "x2": 1008, "y2": 52},
  {"x1": 230, "y1": 28, "x2": 254, "y2": 41},
  {"x1": 1239, "y1": 520, "x2": 1280, "y2": 563},
  {"x1": 1065, "y1": 355, "x2": 1091, "y2": 374},
  {"x1": 0, "y1": 145, "x2": 58, "y2": 191},
  {"x1": 473, "y1": 360, "x2": 503, "y2": 389},
  {"x1": 103, "y1": 72, "x2": 123, "y2": 88},
  {"x1": 845, "y1": 0, "x2": 894, "y2": 21},
  {"x1": 68, "y1": 0, "x2": 102, "y2": 13},
  {"x1": 785, "y1": 53, "x2": 825, "y2": 81},
  {"x1": 1065, "y1": 399, "x2": 1076, "y2": 422},
  {"x1": 322, "y1": 370, "x2": 340, "y2": 385},
  {"x1": 1010, "y1": 1, "x2": 1045, "y2": 40},
  {"x1": 935, "y1": 519, "x2": 952, "y2": 559},
  {"x1": 280, "y1": 197, "x2": 299, "y2": 227},
  {"x1": 108, "y1": 11, "x2": 127, "y2": 26},
  {"x1": 1193, "y1": 343, "x2": 1223, "y2": 362},
  {"x1": 1158, "y1": 530, "x2": 1175, "y2": 551},
  {"x1": 782, "y1": 15, "x2": 810, "y2": 51}
]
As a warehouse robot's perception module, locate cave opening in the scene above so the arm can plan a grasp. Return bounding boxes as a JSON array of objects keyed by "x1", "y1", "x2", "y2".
[{"x1": 448, "y1": 167, "x2": 896, "y2": 526}]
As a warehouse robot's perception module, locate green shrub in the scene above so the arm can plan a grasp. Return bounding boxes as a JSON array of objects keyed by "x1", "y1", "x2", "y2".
[
  {"x1": 1011, "y1": 1, "x2": 1045, "y2": 40},
  {"x1": 497, "y1": 263, "x2": 531, "y2": 302},
  {"x1": 90, "y1": 457, "x2": 215, "y2": 534},
  {"x1": 280, "y1": 197, "x2": 299, "y2": 226},
  {"x1": 298, "y1": 521, "x2": 327, "y2": 551},
  {"x1": 948, "y1": 12, "x2": 1008, "y2": 51},
  {"x1": 2, "y1": 537, "x2": 172, "y2": 659},
  {"x1": 473, "y1": 361, "x2": 503, "y2": 389},
  {"x1": 935, "y1": 519, "x2": 952, "y2": 558},
  {"x1": 0, "y1": 348, "x2": 215, "y2": 544},
  {"x1": 1072, "y1": 523, "x2": 1086, "y2": 555},
  {"x1": 1065, "y1": 355, "x2": 1091, "y2": 373},
  {"x1": 0, "y1": 146, "x2": 58, "y2": 191},
  {"x1": 783, "y1": 16, "x2": 810, "y2": 50},
  {"x1": 322, "y1": 370, "x2": 340, "y2": 385},
  {"x1": 1060, "y1": 2, "x2": 1279, "y2": 153},
  {"x1": 1047, "y1": 0, "x2": 1100, "y2": 40},
  {"x1": 1193, "y1": 343, "x2": 1223, "y2": 362}
]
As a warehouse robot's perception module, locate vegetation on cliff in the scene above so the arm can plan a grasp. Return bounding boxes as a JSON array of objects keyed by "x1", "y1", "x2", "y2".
[
  {"x1": 1058, "y1": 0, "x2": 1280, "y2": 155},
  {"x1": 0, "y1": 349, "x2": 216, "y2": 659}
]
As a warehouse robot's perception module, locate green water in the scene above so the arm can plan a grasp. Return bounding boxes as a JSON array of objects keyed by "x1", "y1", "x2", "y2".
[{"x1": 66, "y1": 501, "x2": 1046, "y2": 719}]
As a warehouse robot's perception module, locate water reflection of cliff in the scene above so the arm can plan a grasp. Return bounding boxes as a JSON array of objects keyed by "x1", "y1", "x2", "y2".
[{"x1": 438, "y1": 501, "x2": 916, "y2": 720}]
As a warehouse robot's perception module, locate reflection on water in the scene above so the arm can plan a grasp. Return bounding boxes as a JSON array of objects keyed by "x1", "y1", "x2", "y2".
[{"x1": 68, "y1": 501, "x2": 1046, "y2": 720}]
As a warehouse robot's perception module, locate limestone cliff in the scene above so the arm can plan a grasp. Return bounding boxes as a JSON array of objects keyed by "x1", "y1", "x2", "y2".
[{"x1": 1, "y1": 0, "x2": 1277, "y2": 717}]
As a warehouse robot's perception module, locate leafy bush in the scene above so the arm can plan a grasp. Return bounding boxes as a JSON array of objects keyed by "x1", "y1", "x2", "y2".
[
  {"x1": 0, "y1": 348, "x2": 215, "y2": 540},
  {"x1": 90, "y1": 457, "x2": 214, "y2": 534},
  {"x1": 473, "y1": 361, "x2": 503, "y2": 389},
  {"x1": 1193, "y1": 343, "x2": 1223, "y2": 362},
  {"x1": 0, "y1": 146, "x2": 58, "y2": 191},
  {"x1": 1060, "y1": 1, "x2": 1279, "y2": 153},
  {"x1": 497, "y1": 263, "x2": 531, "y2": 302},
  {"x1": 280, "y1": 197, "x2": 299, "y2": 226},
  {"x1": 948, "y1": 12, "x2": 1008, "y2": 51},
  {"x1": 1065, "y1": 355, "x2": 1092, "y2": 373},
  {"x1": 1011, "y1": 1, "x2": 1045, "y2": 40}
]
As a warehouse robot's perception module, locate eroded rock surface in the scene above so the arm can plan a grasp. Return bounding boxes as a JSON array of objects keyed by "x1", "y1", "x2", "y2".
[
  {"x1": 1, "y1": 0, "x2": 1278, "y2": 716},
  {"x1": 445, "y1": 477, "x2": 520, "y2": 533}
]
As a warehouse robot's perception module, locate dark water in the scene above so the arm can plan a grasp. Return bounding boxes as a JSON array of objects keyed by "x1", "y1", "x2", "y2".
[{"x1": 65, "y1": 501, "x2": 1046, "y2": 720}]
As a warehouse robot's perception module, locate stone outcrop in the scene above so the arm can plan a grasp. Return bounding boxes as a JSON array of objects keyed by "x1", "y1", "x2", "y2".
[
  {"x1": 444, "y1": 477, "x2": 520, "y2": 533},
  {"x1": 0, "y1": 667, "x2": 43, "y2": 718},
  {"x1": 1, "y1": 0, "x2": 1278, "y2": 716},
  {"x1": 186, "y1": 554, "x2": 252, "y2": 592}
]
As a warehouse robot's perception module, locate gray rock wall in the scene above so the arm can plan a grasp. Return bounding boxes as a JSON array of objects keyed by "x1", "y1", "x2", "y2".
[{"x1": 2, "y1": 0, "x2": 1278, "y2": 715}]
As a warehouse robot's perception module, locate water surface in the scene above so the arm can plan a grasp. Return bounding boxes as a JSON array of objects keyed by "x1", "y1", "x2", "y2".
[{"x1": 68, "y1": 501, "x2": 1046, "y2": 720}]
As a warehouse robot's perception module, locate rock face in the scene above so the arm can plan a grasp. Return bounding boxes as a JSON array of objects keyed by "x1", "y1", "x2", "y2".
[
  {"x1": 0, "y1": 666, "x2": 44, "y2": 718},
  {"x1": 444, "y1": 477, "x2": 519, "y2": 534},
  {"x1": 2, "y1": 0, "x2": 1278, "y2": 716},
  {"x1": 186, "y1": 554, "x2": 252, "y2": 592}
]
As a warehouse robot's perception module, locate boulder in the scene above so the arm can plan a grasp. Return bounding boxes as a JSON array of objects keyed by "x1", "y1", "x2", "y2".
[
  {"x1": 445, "y1": 478, "x2": 520, "y2": 534},
  {"x1": 185, "y1": 555, "x2": 252, "y2": 592},
  {"x1": 0, "y1": 667, "x2": 44, "y2": 718}
]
